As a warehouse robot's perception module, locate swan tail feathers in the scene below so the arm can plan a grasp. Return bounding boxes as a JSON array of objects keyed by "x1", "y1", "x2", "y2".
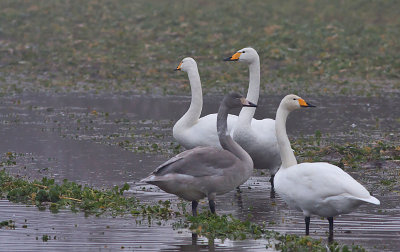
[
  {"x1": 140, "y1": 174, "x2": 157, "y2": 183},
  {"x1": 362, "y1": 195, "x2": 380, "y2": 205}
]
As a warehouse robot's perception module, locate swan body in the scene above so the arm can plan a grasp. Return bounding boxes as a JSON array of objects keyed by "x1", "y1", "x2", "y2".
[
  {"x1": 143, "y1": 146, "x2": 252, "y2": 201},
  {"x1": 225, "y1": 48, "x2": 281, "y2": 180},
  {"x1": 275, "y1": 162, "x2": 380, "y2": 217},
  {"x1": 142, "y1": 93, "x2": 255, "y2": 215},
  {"x1": 174, "y1": 113, "x2": 238, "y2": 149},
  {"x1": 172, "y1": 57, "x2": 238, "y2": 149},
  {"x1": 274, "y1": 94, "x2": 380, "y2": 238},
  {"x1": 232, "y1": 118, "x2": 280, "y2": 174}
]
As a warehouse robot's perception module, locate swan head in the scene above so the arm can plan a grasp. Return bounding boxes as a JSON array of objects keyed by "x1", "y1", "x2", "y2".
[
  {"x1": 175, "y1": 57, "x2": 198, "y2": 72},
  {"x1": 280, "y1": 94, "x2": 315, "y2": 112},
  {"x1": 224, "y1": 47, "x2": 259, "y2": 64},
  {"x1": 223, "y1": 92, "x2": 257, "y2": 109}
]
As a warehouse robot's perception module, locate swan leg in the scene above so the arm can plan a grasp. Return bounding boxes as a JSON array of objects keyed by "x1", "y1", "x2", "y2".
[
  {"x1": 192, "y1": 200, "x2": 198, "y2": 216},
  {"x1": 328, "y1": 217, "x2": 334, "y2": 242},
  {"x1": 305, "y1": 216, "x2": 311, "y2": 235},
  {"x1": 191, "y1": 233, "x2": 198, "y2": 245},
  {"x1": 236, "y1": 186, "x2": 241, "y2": 193},
  {"x1": 269, "y1": 174, "x2": 275, "y2": 189},
  {"x1": 269, "y1": 175, "x2": 276, "y2": 198},
  {"x1": 208, "y1": 193, "x2": 216, "y2": 214},
  {"x1": 209, "y1": 200, "x2": 216, "y2": 214}
]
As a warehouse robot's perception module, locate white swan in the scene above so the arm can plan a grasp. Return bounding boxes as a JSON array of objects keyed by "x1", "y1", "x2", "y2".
[
  {"x1": 142, "y1": 93, "x2": 256, "y2": 215},
  {"x1": 274, "y1": 94, "x2": 380, "y2": 239},
  {"x1": 224, "y1": 48, "x2": 281, "y2": 188},
  {"x1": 172, "y1": 57, "x2": 238, "y2": 149}
]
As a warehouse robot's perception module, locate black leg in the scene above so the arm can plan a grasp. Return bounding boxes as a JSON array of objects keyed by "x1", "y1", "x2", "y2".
[
  {"x1": 328, "y1": 217, "x2": 334, "y2": 242},
  {"x1": 209, "y1": 200, "x2": 216, "y2": 214},
  {"x1": 192, "y1": 200, "x2": 198, "y2": 216},
  {"x1": 269, "y1": 175, "x2": 276, "y2": 198},
  {"x1": 236, "y1": 186, "x2": 241, "y2": 193},
  {"x1": 234, "y1": 186, "x2": 244, "y2": 209},
  {"x1": 191, "y1": 232, "x2": 198, "y2": 245},
  {"x1": 269, "y1": 174, "x2": 275, "y2": 189},
  {"x1": 270, "y1": 188, "x2": 276, "y2": 199},
  {"x1": 305, "y1": 216, "x2": 311, "y2": 235}
]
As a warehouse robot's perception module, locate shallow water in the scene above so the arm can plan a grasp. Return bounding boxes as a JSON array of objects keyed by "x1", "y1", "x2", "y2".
[{"x1": 0, "y1": 93, "x2": 399, "y2": 251}]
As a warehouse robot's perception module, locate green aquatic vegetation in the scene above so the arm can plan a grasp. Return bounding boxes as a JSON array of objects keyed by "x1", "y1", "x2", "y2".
[
  {"x1": 0, "y1": 170, "x2": 174, "y2": 218},
  {"x1": 0, "y1": 220, "x2": 15, "y2": 229},
  {"x1": 187, "y1": 213, "x2": 264, "y2": 240},
  {"x1": 42, "y1": 234, "x2": 50, "y2": 242},
  {"x1": 292, "y1": 139, "x2": 399, "y2": 169},
  {"x1": 0, "y1": 152, "x2": 17, "y2": 167},
  {"x1": 174, "y1": 212, "x2": 365, "y2": 251}
]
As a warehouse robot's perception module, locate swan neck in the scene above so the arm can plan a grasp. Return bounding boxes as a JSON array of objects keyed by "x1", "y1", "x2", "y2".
[
  {"x1": 217, "y1": 104, "x2": 253, "y2": 167},
  {"x1": 178, "y1": 68, "x2": 202, "y2": 127},
  {"x1": 275, "y1": 105, "x2": 298, "y2": 168},
  {"x1": 238, "y1": 59, "x2": 260, "y2": 125}
]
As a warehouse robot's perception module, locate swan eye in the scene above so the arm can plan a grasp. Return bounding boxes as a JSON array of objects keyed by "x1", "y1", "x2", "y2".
[
  {"x1": 242, "y1": 51, "x2": 246, "y2": 53},
  {"x1": 293, "y1": 98, "x2": 296, "y2": 100}
]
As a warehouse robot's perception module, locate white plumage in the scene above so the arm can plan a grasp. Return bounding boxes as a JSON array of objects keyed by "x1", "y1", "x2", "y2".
[
  {"x1": 225, "y1": 48, "x2": 281, "y2": 184},
  {"x1": 274, "y1": 94, "x2": 380, "y2": 238},
  {"x1": 172, "y1": 57, "x2": 238, "y2": 149}
]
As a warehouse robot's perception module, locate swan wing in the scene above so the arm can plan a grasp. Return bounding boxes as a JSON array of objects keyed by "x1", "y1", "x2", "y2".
[
  {"x1": 194, "y1": 113, "x2": 237, "y2": 136},
  {"x1": 152, "y1": 147, "x2": 239, "y2": 177},
  {"x1": 175, "y1": 113, "x2": 238, "y2": 149},
  {"x1": 282, "y1": 162, "x2": 374, "y2": 201}
]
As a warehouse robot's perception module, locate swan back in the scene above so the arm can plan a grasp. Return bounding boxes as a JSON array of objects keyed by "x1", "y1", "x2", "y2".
[{"x1": 275, "y1": 162, "x2": 380, "y2": 217}]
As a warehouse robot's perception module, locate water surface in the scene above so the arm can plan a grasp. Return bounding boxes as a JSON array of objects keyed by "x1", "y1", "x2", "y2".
[{"x1": 0, "y1": 93, "x2": 399, "y2": 251}]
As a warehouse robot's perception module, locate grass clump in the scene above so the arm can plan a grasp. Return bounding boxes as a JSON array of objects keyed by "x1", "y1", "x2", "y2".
[
  {"x1": 293, "y1": 140, "x2": 399, "y2": 169},
  {"x1": 187, "y1": 213, "x2": 264, "y2": 240},
  {"x1": 174, "y1": 212, "x2": 365, "y2": 251},
  {"x1": 0, "y1": 220, "x2": 15, "y2": 229},
  {"x1": 0, "y1": 169, "x2": 173, "y2": 218}
]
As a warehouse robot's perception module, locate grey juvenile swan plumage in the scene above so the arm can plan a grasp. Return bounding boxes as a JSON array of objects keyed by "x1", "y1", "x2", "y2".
[{"x1": 141, "y1": 93, "x2": 256, "y2": 215}]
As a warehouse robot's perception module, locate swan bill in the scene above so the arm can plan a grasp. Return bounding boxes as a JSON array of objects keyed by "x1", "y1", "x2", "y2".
[
  {"x1": 240, "y1": 97, "x2": 257, "y2": 107},
  {"x1": 175, "y1": 61, "x2": 183, "y2": 71},
  {"x1": 298, "y1": 99, "x2": 316, "y2": 108},
  {"x1": 224, "y1": 52, "x2": 242, "y2": 61}
]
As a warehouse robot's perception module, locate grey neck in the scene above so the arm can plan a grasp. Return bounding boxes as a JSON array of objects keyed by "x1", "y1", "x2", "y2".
[{"x1": 217, "y1": 103, "x2": 253, "y2": 164}]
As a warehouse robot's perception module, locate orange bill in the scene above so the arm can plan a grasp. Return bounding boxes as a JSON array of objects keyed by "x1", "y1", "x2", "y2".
[
  {"x1": 224, "y1": 52, "x2": 242, "y2": 61},
  {"x1": 175, "y1": 61, "x2": 183, "y2": 71}
]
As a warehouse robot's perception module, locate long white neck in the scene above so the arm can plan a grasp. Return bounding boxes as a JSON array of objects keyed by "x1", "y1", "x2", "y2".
[
  {"x1": 275, "y1": 105, "x2": 297, "y2": 168},
  {"x1": 237, "y1": 59, "x2": 260, "y2": 125},
  {"x1": 176, "y1": 67, "x2": 202, "y2": 127}
]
